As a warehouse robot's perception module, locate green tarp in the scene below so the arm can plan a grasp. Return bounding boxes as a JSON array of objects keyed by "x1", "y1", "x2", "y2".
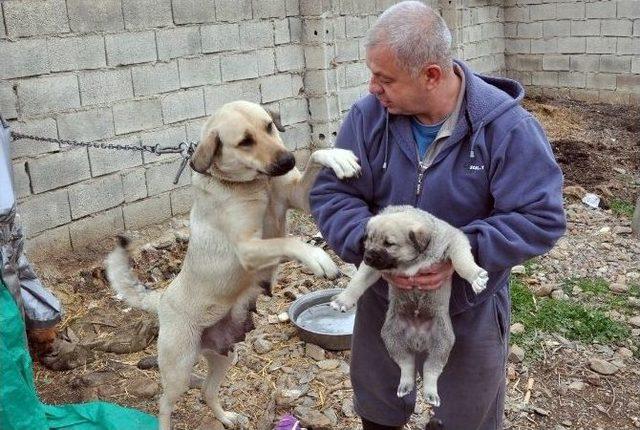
[{"x1": 0, "y1": 279, "x2": 158, "y2": 430}]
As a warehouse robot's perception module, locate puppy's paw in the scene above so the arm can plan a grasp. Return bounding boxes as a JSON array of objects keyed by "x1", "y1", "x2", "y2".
[
  {"x1": 306, "y1": 248, "x2": 340, "y2": 280},
  {"x1": 471, "y1": 269, "x2": 489, "y2": 294},
  {"x1": 330, "y1": 292, "x2": 357, "y2": 312},
  {"x1": 396, "y1": 379, "x2": 415, "y2": 398},
  {"x1": 313, "y1": 149, "x2": 361, "y2": 179},
  {"x1": 423, "y1": 386, "x2": 441, "y2": 407}
]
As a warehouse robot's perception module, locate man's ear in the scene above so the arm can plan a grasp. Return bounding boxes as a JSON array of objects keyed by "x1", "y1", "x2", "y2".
[
  {"x1": 267, "y1": 109, "x2": 285, "y2": 132},
  {"x1": 190, "y1": 129, "x2": 220, "y2": 174},
  {"x1": 408, "y1": 226, "x2": 430, "y2": 253}
]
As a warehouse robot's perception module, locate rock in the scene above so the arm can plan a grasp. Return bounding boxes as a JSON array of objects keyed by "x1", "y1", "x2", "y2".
[
  {"x1": 609, "y1": 283, "x2": 629, "y2": 293},
  {"x1": 305, "y1": 343, "x2": 326, "y2": 361},
  {"x1": 568, "y1": 380, "x2": 585, "y2": 391},
  {"x1": 137, "y1": 355, "x2": 158, "y2": 370},
  {"x1": 316, "y1": 359, "x2": 340, "y2": 370},
  {"x1": 128, "y1": 378, "x2": 161, "y2": 398},
  {"x1": 508, "y1": 345, "x2": 524, "y2": 363},
  {"x1": 629, "y1": 316, "x2": 640, "y2": 328},
  {"x1": 277, "y1": 312, "x2": 290, "y2": 322},
  {"x1": 323, "y1": 408, "x2": 338, "y2": 426},
  {"x1": 628, "y1": 297, "x2": 640, "y2": 309},
  {"x1": 616, "y1": 347, "x2": 633, "y2": 359},
  {"x1": 589, "y1": 357, "x2": 618, "y2": 375},
  {"x1": 276, "y1": 388, "x2": 305, "y2": 406},
  {"x1": 195, "y1": 418, "x2": 224, "y2": 430},
  {"x1": 174, "y1": 230, "x2": 190, "y2": 243},
  {"x1": 585, "y1": 373, "x2": 602, "y2": 386},
  {"x1": 533, "y1": 284, "x2": 554, "y2": 297},
  {"x1": 596, "y1": 226, "x2": 611, "y2": 234},
  {"x1": 510, "y1": 323, "x2": 525, "y2": 335},
  {"x1": 253, "y1": 337, "x2": 273, "y2": 354},
  {"x1": 341, "y1": 398, "x2": 355, "y2": 417},
  {"x1": 507, "y1": 364, "x2": 517, "y2": 381},
  {"x1": 511, "y1": 265, "x2": 526, "y2": 274},
  {"x1": 561, "y1": 420, "x2": 573, "y2": 427},
  {"x1": 551, "y1": 289, "x2": 567, "y2": 300},
  {"x1": 267, "y1": 315, "x2": 279, "y2": 324},
  {"x1": 295, "y1": 406, "x2": 332, "y2": 430},
  {"x1": 153, "y1": 240, "x2": 173, "y2": 250}
]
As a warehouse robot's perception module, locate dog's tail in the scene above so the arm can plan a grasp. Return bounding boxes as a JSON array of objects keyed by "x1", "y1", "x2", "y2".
[{"x1": 104, "y1": 235, "x2": 160, "y2": 313}]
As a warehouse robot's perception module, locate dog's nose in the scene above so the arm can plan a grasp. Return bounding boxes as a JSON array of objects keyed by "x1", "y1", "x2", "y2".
[
  {"x1": 267, "y1": 152, "x2": 296, "y2": 176},
  {"x1": 364, "y1": 249, "x2": 396, "y2": 270}
]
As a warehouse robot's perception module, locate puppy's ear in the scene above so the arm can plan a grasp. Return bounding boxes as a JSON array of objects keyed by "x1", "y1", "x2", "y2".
[
  {"x1": 190, "y1": 129, "x2": 221, "y2": 174},
  {"x1": 409, "y1": 227, "x2": 430, "y2": 253},
  {"x1": 267, "y1": 109, "x2": 286, "y2": 132}
]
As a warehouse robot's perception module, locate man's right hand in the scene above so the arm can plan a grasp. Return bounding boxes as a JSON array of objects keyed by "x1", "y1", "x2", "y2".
[{"x1": 382, "y1": 260, "x2": 453, "y2": 291}]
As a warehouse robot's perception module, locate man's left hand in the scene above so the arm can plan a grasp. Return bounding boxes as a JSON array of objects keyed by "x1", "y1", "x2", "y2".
[{"x1": 382, "y1": 260, "x2": 454, "y2": 291}]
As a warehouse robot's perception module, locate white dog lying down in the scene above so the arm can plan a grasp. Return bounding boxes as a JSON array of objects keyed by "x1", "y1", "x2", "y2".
[
  {"x1": 105, "y1": 101, "x2": 361, "y2": 429},
  {"x1": 331, "y1": 206, "x2": 488, "y2": 407}
]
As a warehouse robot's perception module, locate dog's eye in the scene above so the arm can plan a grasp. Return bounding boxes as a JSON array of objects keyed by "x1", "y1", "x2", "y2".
[
  {"x1": 266, "y1": 122, "x2": 274, "y2": 133},
  {"x1": 237, "y1": 137, "x2": 254, "y2": 148}
]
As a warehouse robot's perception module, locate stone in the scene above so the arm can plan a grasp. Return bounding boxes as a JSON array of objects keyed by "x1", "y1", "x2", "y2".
[
  {"x1": 508, "y1": 345, "x2": 525, "y2": 363},
  {"x1": 589, "y1": 357, "x2": 618, "y2": 375},
  {"x1": 616, "y1": 347, "x2": 633, "y2": 359},
  {"x1": 568, "y1": 380, "x2": 585, "y2": 391},
  {"x1": 137, "y1": 355, "x2": 158, "y2": 369},
  {"x1": 128, "y1": 378, "x2": 161, "y2": 398},
  {"x1": 253, "y1": 337, "x2": 273, "y2": 354},
  {"x1": 551, "y1": 289, "x2": 567, "y2": 300},
  {"x1": 609, "y1": 283, "x2": 629, "y2": 293},
  {"x1": 278, "y1": 312, "x2": 290, "y2": 322},
  {"x1": 305, "y1": 343, "x2": 326, "y2": 361},
  {"x1": 510, "y1": 323, "x2": 525, "y2": 335},
  {"x1": 316, "y1": 359, "x2": 340, "y2": 370},
  {"x1": 294, "y1": 406, "x2": 332, "y2": 430},
  {"x1": 511, "y1": 265, "x2": 526, "y2": 274},
  {"x1": 629, "y1": 316, "x2": 640, "y2": 328}
]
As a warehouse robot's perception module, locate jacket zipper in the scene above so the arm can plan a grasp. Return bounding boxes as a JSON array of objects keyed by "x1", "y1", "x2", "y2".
[{"x1": 415, "y1": 162, "x2": 428, "y2": 196}]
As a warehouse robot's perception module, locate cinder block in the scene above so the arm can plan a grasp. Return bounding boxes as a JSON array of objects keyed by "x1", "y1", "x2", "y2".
[
  {"x1": 113, "y1": 99, "x2": 163, "y2": 135},
  {"x1": 12, "y1": 161, "x2": 30, "y2": 199},
  {"x1": 215, "y1": 0, "x2": 252, "y2": 22},
  {"x1": 253, "y1": 0, "x2": 286, "y2": 18},
  {"x1": 617, "y1": 0, "x2": 640, "y2": 19},
  {"x1": 570, "y1": 55, "x2": 600, "y2": 72},
  {"x1": 17, "y1": 190, "x2": 71, "y2": 236},
  {"x1": 338, "y1": 86, "x2": 366, "y2": 111},
  {"x1": 532, "y1": 71, "x2": 558, "y2": 87},
  {"x1": 146, "y1": 158, "x2": 191, "y2": 196},
  {"x1": 257, "y1": 49, "x2": 276, "y2": 76},
  {"x1": 3, "y1": 0, "x2": 69, "y2": 37},
  {"x1": 204, "y1": 80, "x2": 260, "y2": 114},
  {"x1": 616, "y1": 74, "x2": 640, "y2": 92},
  {"x1": 600, "y1": 56, "x2": 631, "y2": 73},
  {"x1": 170, "y1": 187, "x2": 193, "y2": 215},
  {"x1": 0, "y1": 82, "x2": 17, "y2": 119},
  {"x1": 291, "y1": 74, "x2": 303, "y2": 96},
  {"x1": 161, "y1": 88, "x2": 206, "y2": 124},
  {"x1": 505, "y1": 39, "x2": 530, "y2": 54},
  {"x1": 89, "y1": 136, "x2": 143, "y2": 176},
  {"x1": 17, "y1": 75, "x2": 80, "y2": 116},
  {"x1": 240, "y1": 21, "x2": 275, "y2": 50},
  {"x1": 106, "y1": 31, "x2": 157, "y2": 66},
  {"x1": 557, "y1": 37, "x2": 586, "y2": 54},
  {"x1": 505, "y1": 7, "x2": 528, "y2": 22},
  {"x1": 634, "y1": 20, "x2": 640, "y2": 36},
  {"x1": 308, "y1": 96, "x2": 339, "y2": 122},
  {"x1": 0, "y1": 39, "x2": 50, "y2": 79},
  {"x1": 221, "y1": 53, "x2": 259, "y2": 81},
  {"x1": 586, "y1": 2, "x2": 616, "y2": 19},
  {"x1": 571, "y1": 20, "x2": 601, "y2": 37},
  {"x1": 48, "y1": 35, "x2": 106, "y2": 72},
  {"x1": 23, "y1": 225, "x2": 71, "y2": 255},
  {"x1": 289, "y1": 17, "x2": 302, "y2": 43},
  {"x1": 345, "y1": 16, "x2": 369, "y2": 38},
  {"x1": 518, "y1": 55, "x2": 542, "y2": 70},
  {"x1": 179, "y1": 56, "x2": 222, "y2": 88},
  {"x1": 68, "y1": 174, "x2": 124, "y2": 219},
  {"x1": 201, "y1": 24, "x2": 240, "y2": 53},
  {"x1": 67, "y1": 0, "x2": 124, "y2": 32},
  {"x1": 275, "y1": 45, "x2": 304, "y2": 72},
  {"x1": 557, "y1": 3, "x2": 585, "y2": 19},
  {"x1": 542, "y1": 55, "x2": 570, "y2": 71},
  {"x1": 140, "y1": 125, "x2": 187, "y2": 163},
  {"x1": 333, "y1": 16, "x2": 346, "y2": 40},
  {"x1": 339, "y1": 0, "x2": 369, "y2": 15},
  {"x1": 121, "y1": 167, "x2": 148, "y2": 202},
  {"x1": 274, "y1": 19, "x2": 290, "y2": 45},
  {"x1": 302, "y1": 17, "x2": 334, "y2": 44},
  {"x1": 123, "y1": 193, "x2": 172, "y2": 230},
  {"x1": 517, "y1": 22, "x2": 543, "y2": 38},
  {"x1": 617, "y1": 37, "x2": 640, "y2": 55},
  {"x1": 304, "y1": 69, "x2": 337, "y2": 96},
  {"x1": 123, "y1": 0, "x2": 173, "y2": 29},
  {"x1": 58, "y1": 108, "x2": 115, "y2": 142},
  {"x1": 172, "y1": 0, "x2": 216, "y2": 24},
  {"x1": 543, "y1": 21, "x2": 570, "y2": 38},
  {"x1": 285, "y1": 0, "x2": 299, "y2": 16},
  {"x1": 69, "y1": 207, "x2": 124, "y2": 249},
  {"x1": 293, "y1": 148, "x2": 311, "y2": 167},
  {"x1": 185, "y1": 118, "x2": 207, "y2": 142},
  {"x1": 279, "y1": 98, "x2": 308, "y2": 125},
  {"x1": 305, "y1": 45, "x2": 334, "y2": 69},
  {"x1": 310, "y1": 121, "x2": 340, "y2": 148},
  {"x1": 558, "y1": 71, "x2": 586, "y2": 88},
  {"x1": 530, "y1": 3, "x2": 556, "y2": 21},
  {"x1": 586, "y1": 37, "x2": 617, "y2": 54},
  {"x1": 157, "y1": 27, "x2": 202, "y2": 61},
  {"x1": 586, "y1": 73, "x2": 617, "y2": 90},
  {"x1": 132, "y1": 62, "x2": 180, "y2": 96},
  {"x1": 601, "y1": 19, "x2": 633, "y2": 36},
  {"x1": 280, "y1": 121, "x2": 311, "y2": 151},
  {"x1": 79, "y1": 69, "x2": 133, "y2": 106},
  {"x1": 632, "y1": 57, "x2": 640, "y2": 74},
  {"x1": 342, "y1": 62, "x2": 369, "y2": 87},
  {"x1": 260, "y1": 74, "x2": 293, "y2": 103},
  {"x1": 28, "y1": 147, "x2": 91, "y2": 193},
  {"x1": 481, "y1": 22, "x2": 503, "y2": 40},
  {"x1": 9, "y1": 118, "x2": 59, "y2": 159}
]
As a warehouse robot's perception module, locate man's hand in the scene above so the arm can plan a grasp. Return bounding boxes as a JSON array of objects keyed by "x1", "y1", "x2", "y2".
[{"x1": 382, "y1": 260, "x2": 454, "y2": 291}]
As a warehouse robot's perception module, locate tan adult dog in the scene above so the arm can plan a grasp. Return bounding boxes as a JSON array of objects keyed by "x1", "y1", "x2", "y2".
[{"x1": 104, "y1": 101, "x2": 360, "y2": 429}]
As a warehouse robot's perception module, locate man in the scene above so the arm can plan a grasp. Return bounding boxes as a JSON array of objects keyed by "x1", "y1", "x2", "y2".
[{"x1": 309, "y1": 2, "x2": 566, "y2": 429}]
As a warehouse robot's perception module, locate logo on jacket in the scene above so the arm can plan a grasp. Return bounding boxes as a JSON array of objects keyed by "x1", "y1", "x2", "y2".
[{"x1": 469, "y1": 164, "x2": 485, "y2": 171}]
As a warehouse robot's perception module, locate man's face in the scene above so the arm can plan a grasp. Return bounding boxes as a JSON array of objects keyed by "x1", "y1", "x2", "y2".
[{"x1": 366, "y1": 44, "x2": 428, "y2": 115}]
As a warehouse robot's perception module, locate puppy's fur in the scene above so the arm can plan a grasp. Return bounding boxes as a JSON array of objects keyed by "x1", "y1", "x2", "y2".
[
  {"x1": 105, "y1": 101, "x2": 361, "y2": 429},
  {"x1": 331, "y1": 205, "x2": 488, "y2": 407}
]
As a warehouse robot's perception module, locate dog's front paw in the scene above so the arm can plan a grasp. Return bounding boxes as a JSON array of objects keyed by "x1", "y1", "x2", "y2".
[
  {"x1": 471, "y1": 269, "x2": 489, "y2": 294},
  {"x1": 330, "y1": 292, "x2": 357, "y2": 312},
  {"x1": 306, "y1": 248, "x2": 340, "y2": 280},
  {"x1": 423, "y1": 385, "x2": 441, "y2": 407},
  {"x1": 396, "y1": 379, "x2": 415, "y2": 398},
  {"x1": 313, "y1": 149, "x2": 361, "y2": 179}
]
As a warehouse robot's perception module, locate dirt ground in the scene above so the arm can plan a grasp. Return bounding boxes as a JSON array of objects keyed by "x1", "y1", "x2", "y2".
[{"x1": 30, "y1": 96, "x2": 639, "y2": 430}]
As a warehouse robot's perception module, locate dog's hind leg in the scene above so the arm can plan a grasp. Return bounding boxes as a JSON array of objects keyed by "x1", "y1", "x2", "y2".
[
  {"x1": 421, "y1": 316, "x2": 454, "y2": 408},
  {"x1": 202, "y1": 349, "x2": 240, "y2": 428},
  {"x1": 157, "y1": 326, "x2": 200, "y2": 430}
]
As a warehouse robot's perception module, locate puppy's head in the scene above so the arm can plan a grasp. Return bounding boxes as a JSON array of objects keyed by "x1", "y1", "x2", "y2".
[
  {"x1": 362, "y1": 212, "x2": 433, "y2": 271},
  {"x1": 190, "y1": 101, "x2": 294, "y2": 182}
]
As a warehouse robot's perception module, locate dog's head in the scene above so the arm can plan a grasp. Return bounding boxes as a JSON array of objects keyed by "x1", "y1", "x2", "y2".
[
  {"x1": 362, "y1": 211, "x2": 434, "y2": 271},
  {"x1": 190, "y1": 101, "x2": 294, "y2": 182}
]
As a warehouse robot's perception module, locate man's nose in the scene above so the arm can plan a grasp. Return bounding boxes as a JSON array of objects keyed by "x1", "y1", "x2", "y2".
[{"x1": 369, "y1": 77, "x2": 382, "y2": 95}]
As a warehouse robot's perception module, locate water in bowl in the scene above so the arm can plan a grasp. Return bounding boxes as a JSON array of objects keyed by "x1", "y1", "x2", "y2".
[{"x1": 296, "y1": 303, "x2": 355, "y2": 335}]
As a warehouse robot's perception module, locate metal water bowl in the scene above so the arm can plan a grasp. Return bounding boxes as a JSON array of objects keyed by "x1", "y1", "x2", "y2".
[{"x1": 288, "y1": 288, "x2": 355, "y2": 351}]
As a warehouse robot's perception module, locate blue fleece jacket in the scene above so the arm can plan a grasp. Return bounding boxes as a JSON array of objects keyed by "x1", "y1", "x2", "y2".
[{"x1": 310, "y1": 60, "x2": 567, "y2": 315}]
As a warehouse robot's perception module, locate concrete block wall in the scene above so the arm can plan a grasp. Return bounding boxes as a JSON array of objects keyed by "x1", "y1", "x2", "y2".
[{"x1": 504, "y1": 0, "x2": 640, "y2": 104}]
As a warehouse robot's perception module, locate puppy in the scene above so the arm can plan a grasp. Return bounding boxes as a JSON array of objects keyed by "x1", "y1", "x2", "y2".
[
  {"x1": 105, "y1": 101, "x2": 361, "y2": 429},
  {"x1": 331, "y1": 205, "x2": 488, "y2": 406}
]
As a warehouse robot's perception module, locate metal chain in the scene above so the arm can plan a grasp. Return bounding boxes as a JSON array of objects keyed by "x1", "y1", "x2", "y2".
[{"x1": 10, "y1": 131, "x2": 199, "y2": 184}]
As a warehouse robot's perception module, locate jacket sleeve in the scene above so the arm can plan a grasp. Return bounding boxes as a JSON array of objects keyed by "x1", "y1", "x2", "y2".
[
  {"x1": 309, "y1": 106, "x2": 375, "y2": 264},
  {"x1": 461, "y1": 116, "x2": 567, "y2": 272}
]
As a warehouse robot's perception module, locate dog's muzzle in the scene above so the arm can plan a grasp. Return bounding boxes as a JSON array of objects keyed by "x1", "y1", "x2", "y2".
[
  {"x1": 363, "y1": 249, "x2": 397, "y2": 271},
  {"x1": 266, "y1": 152, "x2": 296, "y2": 176}
]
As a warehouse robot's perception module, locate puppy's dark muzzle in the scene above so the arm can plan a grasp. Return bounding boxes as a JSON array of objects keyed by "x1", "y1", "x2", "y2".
[
  {"x1": 266, "y1": 152, "x2": 296, "y2": 176},
  {"x1": 363, "y1": 249, "x2": 396, "y2": 271}
]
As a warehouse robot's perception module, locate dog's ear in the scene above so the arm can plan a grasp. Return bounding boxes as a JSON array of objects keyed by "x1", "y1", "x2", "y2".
[
  {"x1": 409, "y1": 227, "x2": 430, "y2": 253},
  {"x1": 190, "y1": 129, "x2": 221, "y2": 174},
  {"x1": 267, "y1": 109, "x2": 285, "y2": 132}
]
